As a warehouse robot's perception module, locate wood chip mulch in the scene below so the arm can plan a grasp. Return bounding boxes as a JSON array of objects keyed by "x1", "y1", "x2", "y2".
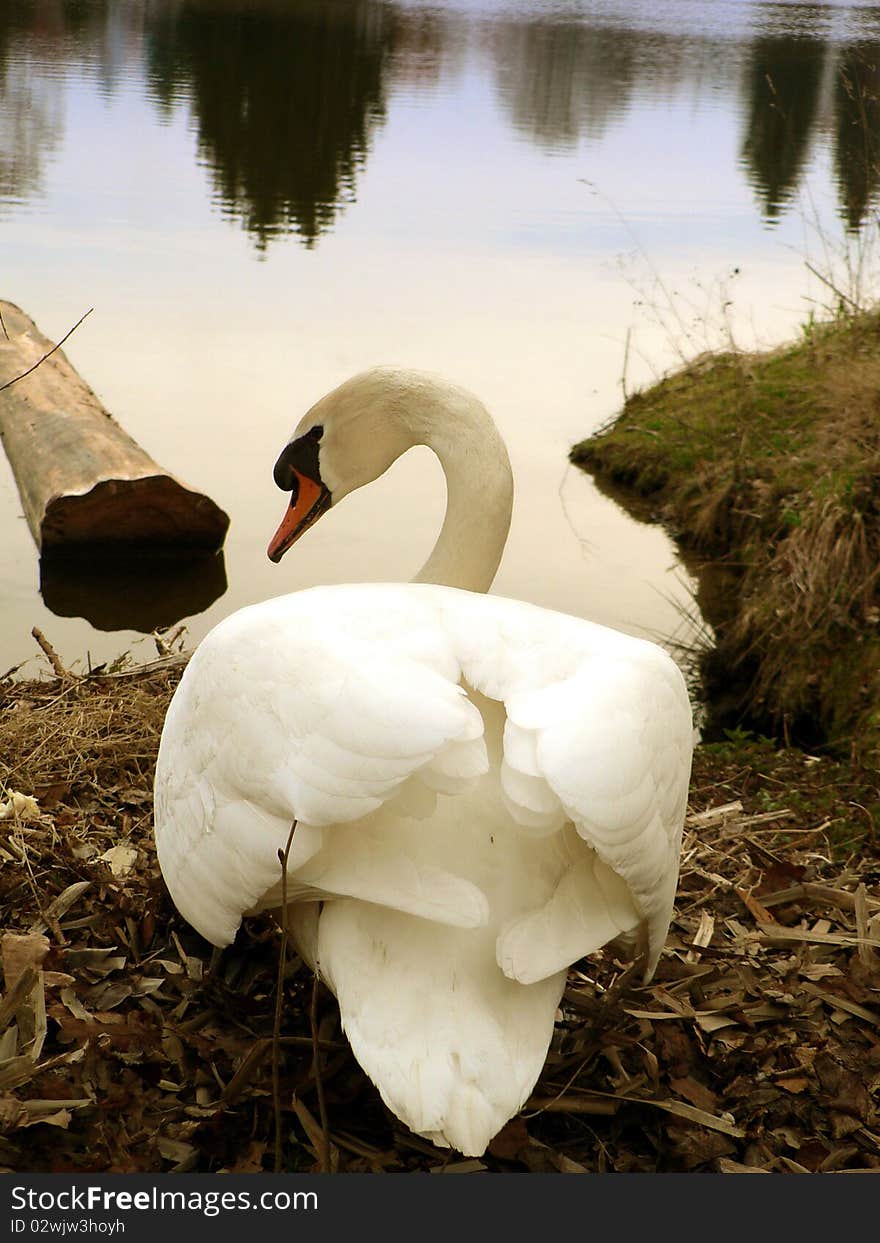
[{"x1": 1, "y1": 658, "x2": 879, "y2": 1174}]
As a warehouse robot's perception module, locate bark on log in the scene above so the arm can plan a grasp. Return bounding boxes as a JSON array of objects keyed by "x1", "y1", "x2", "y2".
[{"x1": 0, "y1": 301, "x2": 230, "y2": 555}]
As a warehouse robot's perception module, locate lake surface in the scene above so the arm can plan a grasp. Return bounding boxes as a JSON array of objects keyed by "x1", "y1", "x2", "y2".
[{"x1": 2, "y1": 0, "x2": 879, "y2": 675}]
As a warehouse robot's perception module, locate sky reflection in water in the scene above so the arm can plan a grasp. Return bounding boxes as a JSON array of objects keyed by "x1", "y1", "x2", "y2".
[{"x1": 1, "y1": 0, "x2": 878, "y2": 671}]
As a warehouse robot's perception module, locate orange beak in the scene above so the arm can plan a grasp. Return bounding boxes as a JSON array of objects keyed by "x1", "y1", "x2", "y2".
[{"x1": 267, "y1": 469, "x2": 331, "y2": 562}]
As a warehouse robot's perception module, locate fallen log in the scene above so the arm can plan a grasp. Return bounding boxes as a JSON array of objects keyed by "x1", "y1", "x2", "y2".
[{"x1": 0, "y1": 301, "x2": 229, "y2": 555}]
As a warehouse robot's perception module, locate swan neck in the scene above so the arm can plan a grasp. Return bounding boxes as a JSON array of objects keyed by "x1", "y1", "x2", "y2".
[{"x1": 410, "y1": 398, "x2": 513, "y2": 594}]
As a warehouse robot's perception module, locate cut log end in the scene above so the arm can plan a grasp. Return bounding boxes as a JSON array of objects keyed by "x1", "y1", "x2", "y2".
[
  {"x1": 39, "y1": 475, "x2": 230, "y2": 554},
  {"x1": 0, "y1": 300, "x2": 232, "y2": 557}
]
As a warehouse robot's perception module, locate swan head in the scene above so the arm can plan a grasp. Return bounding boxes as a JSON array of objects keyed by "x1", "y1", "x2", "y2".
[
  {"x1": 268, "y1": 368, "x2": 427, "y2": 563},
  {"x1": 268, "y1": 367, "x2": 514, "y2": 591}
]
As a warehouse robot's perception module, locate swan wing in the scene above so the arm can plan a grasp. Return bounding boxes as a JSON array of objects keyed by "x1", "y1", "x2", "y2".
[
  {"x1": 156, "y1": 584, "x2": 691, "y2": 978},
  {"x1": 497, "y1": 648, "x2": 691, "y2": 981},
  {"x1": 426, "y1": 587, "x2": 693, "y2": 983},
  {"x1": 154, "y1": 588, "x2": 490, "y2": 947}
]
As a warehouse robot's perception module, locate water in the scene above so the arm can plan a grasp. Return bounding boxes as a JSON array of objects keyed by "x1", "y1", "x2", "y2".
[{"x1": 1, "y1": 0, "x2": 878, "y2": 675}]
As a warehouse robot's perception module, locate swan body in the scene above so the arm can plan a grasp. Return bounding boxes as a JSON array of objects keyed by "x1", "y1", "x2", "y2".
[{"x1": 154, "y1": 369, "x2": 692, "y2": 1157}]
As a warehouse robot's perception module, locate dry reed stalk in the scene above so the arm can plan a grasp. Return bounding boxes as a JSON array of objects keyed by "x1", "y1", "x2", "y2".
[{"x1": 273, "y1": 819, "x2": 298, "y2": 1173}]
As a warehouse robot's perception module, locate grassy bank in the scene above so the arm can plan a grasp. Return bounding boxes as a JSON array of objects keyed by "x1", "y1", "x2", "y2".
[
  {"x1": 572, "y1": 308, "x2": 880, "y2": 759},
  {"x1": 2, "y1": 663, "x2": 879, "y2": 1172}
]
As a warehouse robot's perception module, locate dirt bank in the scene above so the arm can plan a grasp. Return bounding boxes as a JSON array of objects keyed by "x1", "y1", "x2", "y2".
[{"x1": 572, "y1": 308, "x2": 880, "y2": 762}]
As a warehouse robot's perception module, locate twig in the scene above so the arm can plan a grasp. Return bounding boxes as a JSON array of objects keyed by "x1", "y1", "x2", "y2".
[
  {"x1": 95, "y1": 652, "x2": 189, "y2": 679},
  {"x1": 151, "y1": 626, "x2": 187, "y2": 659},
  {"x1": 310, "y1": 974, "x2": 331, "y2": 1173},
  {"x1": 0, "y1": 306, "x2": 8, "y2": 341},
  {"x1": 273, "y1": 819, "x2": 297, "y2": 1174},
  {"x1": 222, "y1": 1035, "x2": 347, "y2": 1107},
  {"x1": 151, "y1": 631, "x2": 172, "y2": 659},
  {"x1": 0, "y1": 965, "x2": 39, "y2": 1032},
  {"x1": 31, "y1": 627, "x2": 70, "y2": 681},
  {"x1": 531, "y1": 1087, "x2": 745, "y2": 1137},
  {"x1": 522, "y1": 1055, "x2": 593, "y2": 1119},
  {"x1": 0, "y1": 308, "x2": 93, "y2": 395},
  {"x1": 526, "y1": 1093, "x2": 619, "y2": 1117},
  {"x1": 803, "y1": 261, "x2": 861, "y2": 314},
  {"x1": 620, "y1": 324, "x2": 632, "y2": 402},
  {"x1": 164, "y1": 624, "x2": 187, "y2": 651}
]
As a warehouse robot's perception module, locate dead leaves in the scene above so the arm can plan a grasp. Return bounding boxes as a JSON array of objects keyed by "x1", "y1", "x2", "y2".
[
  {"x1": 512, "y1": 748, "x2": 880, "y2": 1173},
  {"x1": 1, "y1": 666, "x2": 879, "y2": 1172}
]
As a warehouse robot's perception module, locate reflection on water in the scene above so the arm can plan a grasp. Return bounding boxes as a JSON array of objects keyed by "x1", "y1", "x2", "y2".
[
  {"x1": 490, "y1": 18, "x2": 638, "y2": 149},
  {"x1": 835, "y1": 45, "x2": 880, "y2": 229},
  {"x1": 0, "y1": 51, "x2": 61, "y2": 207},
  {"x1": 741, "y1": 35, "x2": 828, "y2": 222},
  {"x1": 0, "y1": 4, "x2": 63, "y2": 208},
  {"x1": 738, "y1": 27, "x2": 880, "y2": 229},
  {"x1": 40, "y1": 550, "x2": 227, "y2": 633},
  {"x1": 4, "y1": 1, "x2": 880, "y2": 246},
  {"x1": 4, "y1": 0, "x2": 880, "y2": 666},
  {"x1": 145, "y1": 0, "x2": 396, "y2": 249}
]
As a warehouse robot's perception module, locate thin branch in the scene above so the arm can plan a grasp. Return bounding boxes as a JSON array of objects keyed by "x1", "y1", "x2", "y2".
[
  {"x1": 273, "y1": 819, "x2": 298, "y2": 1174},
  {"x1": 0, "y1": 308, "x2": 93, "y2": 395},
  {"x1": 31, "y1": 627, "x2": 70, "y2": 681},
  {"x1": 620, "y1": 324, "x2": 632, "y2": 403},
  {"x1": 310, "y1": 972, "x2": 331, "y2": 1173},
  {"x1": 221, "y1": 1034, "x2": 347, "y2": 1107},
  {"x1": 0, "y1": 306, "x2": 8, "y2": 341},
  {"x1": 803, "y1": 261, "x2": 861, "y2": 314}
]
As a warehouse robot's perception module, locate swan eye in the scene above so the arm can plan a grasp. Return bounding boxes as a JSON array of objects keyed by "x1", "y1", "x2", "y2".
[{"x1": 310, "y1": 425, "x2": 323, "y2": 441}]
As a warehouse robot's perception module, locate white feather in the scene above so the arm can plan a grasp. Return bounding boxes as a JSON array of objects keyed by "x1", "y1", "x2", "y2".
[{"x1": 154, "y1": 368, "x2": 693, "y2": 1158}]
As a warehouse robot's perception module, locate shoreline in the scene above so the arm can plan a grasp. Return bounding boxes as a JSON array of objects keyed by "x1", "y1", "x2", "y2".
[{"x1": 572, "y1": 308, "x2": 880, "y2": 773}]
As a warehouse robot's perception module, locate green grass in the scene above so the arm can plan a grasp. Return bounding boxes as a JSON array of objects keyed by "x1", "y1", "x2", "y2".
[{"x1": 572, "y1": 307, "x2": 880, "y2": 760}]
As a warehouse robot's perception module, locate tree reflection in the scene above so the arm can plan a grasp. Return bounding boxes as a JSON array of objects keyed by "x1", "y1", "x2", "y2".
[
  {"x1": 5, "y1": 0, "x2": 880, "y2": 242},
  {"x1": 0, "y1": 0, "x2": 148, "y2": 210},
  {"x1": 739, "y1": 35, "x2": 826, "y2": 222},
  {"x1": 388, "y1": 6, "x2": 461, "y2": 94},
  {"x1": 487, "y1": 18, "x2": 637, "y2": 149},
  {"x1": 0, "y1": 2, "x2": 64, "y2": 207},
  {"x1": 834, "y1": 45, "x2": 880, "y2": 232},
  {"x1": 145, "y1": 0, "x2": 397, "y2": 250}
]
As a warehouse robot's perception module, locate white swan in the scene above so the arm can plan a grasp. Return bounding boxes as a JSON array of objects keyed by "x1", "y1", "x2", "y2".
[{"x1": 153, "y1": 368, "x2": 692, "y2": 1158}]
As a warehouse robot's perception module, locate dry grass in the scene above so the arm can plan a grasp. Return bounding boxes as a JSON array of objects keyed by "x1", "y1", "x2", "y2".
[{"x1": 1, "y1": 662, "x2": 880, "y2": 1173}]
